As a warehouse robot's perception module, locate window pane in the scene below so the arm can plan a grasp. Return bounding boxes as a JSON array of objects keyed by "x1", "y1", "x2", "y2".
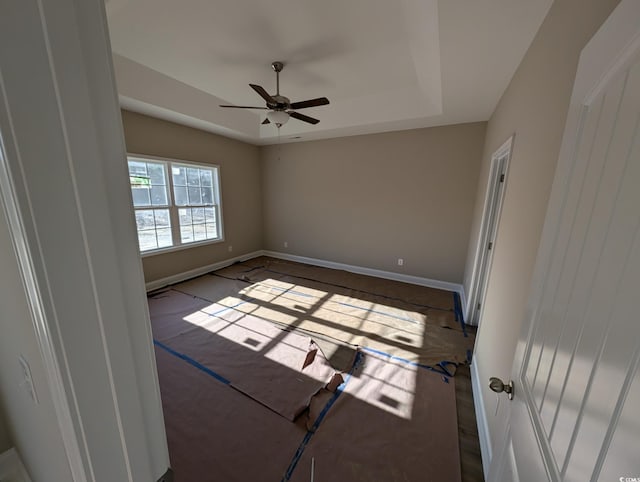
[
  {"x1": 150, "y1": 186, "x2": 168, "y2": 206},
  {"x1": 135, "y1": 210, "x2": 155, "y2": 231},
  {"x1": 138, "y1": 230, "x2": 158, "y2": 252},
  {"x1": 187, "y1": 168, "x2": 200, "y2": 187},
  {"x1": 180, "y1": 225, "x2": 194, "y2": 243},
  {"x1": 201, "y1": 170, "x2": 213, "y2": 187},
  {"x1": 148, "y1": 163, "x2": 166, "y2": 185},
  {"x1": 154, "y1": 209, "x2": 170, "y2": 228},
  {"x1": 188, "y1": 187, "x2": 202, "y2": 205},
  {"x1": 156, "y1": 228, "x2": 172, "y2": 248},
  {"x1": 131, "y1": 187, "x2": 150, "y2": 207},
  {"x1": 178, "y1": 208, "x2": 191, "y2": 225},
  {"x1": 192, "y1": 207, "x2": 205, "y2": 224},
  {"x1": 128, "y1": 161, "x2": 147, "y2": 176},
  {"x1": 205, "y1": 223, "x2": 218, "y2": 238},
  {"x1": 174, "y1": 186, "x2": 188, "y2": 206},
  {"x1": 172, "y1": 166, "x2": 187, "y2": 186},
  {"x1": 201, "y1": 187, "x2": 213, "y2": 205},
  {"x1": 204, "y1": 207, "x2": 215, "y2": 222},
  {"x1": 134, "y1": 209, "x2": 172, "y2": 252},
  {"x1": 193, "y1": 224, "x2": 207, "y2": 241}
]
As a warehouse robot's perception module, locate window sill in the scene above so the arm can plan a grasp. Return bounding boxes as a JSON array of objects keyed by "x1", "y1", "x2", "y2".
[{"x1": 140, "y1": 237, "x2": 225, "y2": 258}]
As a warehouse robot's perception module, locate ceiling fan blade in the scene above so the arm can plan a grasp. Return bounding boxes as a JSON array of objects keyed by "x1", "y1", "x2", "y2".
[
  {"x1": 289, "y1": 97, "x2": 330, "y2": 110},
  {"x1": 261, "y1": 118, "x2": 271, "y2": 125},
  {"x1": 249, "y1": 84, "x2": 276, "y2": 104},
  {"x1": 219, "y1": 104, "x2": 268, "y2": 109},
  {"x1": 289, "y1": 111, "x2": 320, "y2": 125}
]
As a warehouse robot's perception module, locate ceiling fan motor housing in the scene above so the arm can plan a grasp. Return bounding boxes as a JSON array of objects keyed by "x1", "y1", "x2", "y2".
[{"x1": 269, "y1": 94, "x2": 290, "y2": 111}]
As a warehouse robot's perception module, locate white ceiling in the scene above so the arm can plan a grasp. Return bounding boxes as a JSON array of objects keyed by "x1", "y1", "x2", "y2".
[{"x1": 106, "y1": 0, "x2": 553, "y2": 145}]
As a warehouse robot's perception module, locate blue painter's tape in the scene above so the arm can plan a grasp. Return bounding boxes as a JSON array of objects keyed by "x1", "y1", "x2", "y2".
[
  {"x1": 207, "y1": 299, "x2": 247, "y2": 317},
  {"x1": 359, "y1": 346, "x2": 453, "y2": 380},
  {"x1": 452, "y1": 292, "x2": 468, "y2": 337},
  {"x1": 154, "y1": 340, "x2": 231, "y2": 385},
  {"x1": 282, "y1": 352, "x2": 364, "y2": 481}
]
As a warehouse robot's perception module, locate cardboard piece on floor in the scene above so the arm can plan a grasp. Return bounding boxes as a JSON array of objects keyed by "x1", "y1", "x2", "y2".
[
  {"x1": 172, "y1": 273, "x2": 473, "y2": 367},
  {"x1": 147, "y1": 289, "x2": 213, "y2": 341},
  {"x1": 150, "y1": 294, "x2": 340, "y2": 421},
  {"x1": 154, "y1": 346, "x2": 306, "y2": 482},
  {"x1": 243, "y1": 256, "x2": 457, "y2": 312},
  {"x1": 290, "y1": 350, "x2": 462, "y2": 482},
  {"x1": 231, "y1": 339, "x2": 337, "y2": 421}
]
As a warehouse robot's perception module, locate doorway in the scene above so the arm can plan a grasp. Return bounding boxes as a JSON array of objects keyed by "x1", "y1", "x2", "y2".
[{"x1": 466, "y1": 136, "x2": 513, "y2": 326}]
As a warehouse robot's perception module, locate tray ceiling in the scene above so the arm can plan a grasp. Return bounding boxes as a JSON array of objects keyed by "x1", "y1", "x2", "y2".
[{"x1": 106, "y1": 0, "x2": 553, "y2": 144}]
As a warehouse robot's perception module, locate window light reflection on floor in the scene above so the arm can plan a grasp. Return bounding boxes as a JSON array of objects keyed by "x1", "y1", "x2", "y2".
[{"x1": 175, "y1": 278, "x2": 426, "y2": 420}]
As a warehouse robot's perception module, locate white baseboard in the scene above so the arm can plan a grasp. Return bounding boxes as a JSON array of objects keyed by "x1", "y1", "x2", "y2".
[
  {"x1": 263, "y1": 250, "x2": 465, "y2": 297},
  {"x1": 471, "y1": 359, "x2": 492, "y2": 479},
  {"x1": 146, "y1": 249, "x2": 466, "y2": 305},
  {"x1": 145, "y1": 250, "x2": 263, "y2": 292}
]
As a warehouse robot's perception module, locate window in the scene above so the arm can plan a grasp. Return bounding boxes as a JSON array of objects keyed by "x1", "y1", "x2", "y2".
[{"x1": 128, "y1": 156, "x2": 222, "y2": 253}]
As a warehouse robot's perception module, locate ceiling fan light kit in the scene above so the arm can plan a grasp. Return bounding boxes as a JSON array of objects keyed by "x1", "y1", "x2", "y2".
[
  {"x1": 266, "y1": 110, "x2": 289, "y2": 127},
  {"x1": 219, "y1": 61, "x2": 329, "y2": 128}
]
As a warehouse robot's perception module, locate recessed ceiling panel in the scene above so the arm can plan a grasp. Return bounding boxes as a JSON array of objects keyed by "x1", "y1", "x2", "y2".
[{"x1": 107, "y1": 0, "x2": 552, "y2": 144}]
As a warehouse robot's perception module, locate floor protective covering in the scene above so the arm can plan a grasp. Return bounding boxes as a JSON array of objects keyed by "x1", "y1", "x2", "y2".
[{"x1": 149, "y1": 256, "x2": 468, "y2": 481}]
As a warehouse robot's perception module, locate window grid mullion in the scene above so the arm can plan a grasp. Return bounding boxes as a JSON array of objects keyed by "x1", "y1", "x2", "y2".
[{"x1": 167, "y1": 162, "x2": 181, "y2": 246}]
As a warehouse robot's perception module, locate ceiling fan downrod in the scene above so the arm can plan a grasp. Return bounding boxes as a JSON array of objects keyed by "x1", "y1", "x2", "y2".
[{"x1": 272, "y1": 61, "x2": 284, "y2": 97}]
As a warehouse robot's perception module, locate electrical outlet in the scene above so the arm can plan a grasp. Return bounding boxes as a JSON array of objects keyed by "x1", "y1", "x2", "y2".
[
  {"x1": 397, "y1": 258, "x2": 404, "y2": 266},
  {"x1": 284, "y1": 241, "x2": 288, "y2": 248},
  {"x1": 228, "y1": 245, "x2": 233, "y2": 252}
]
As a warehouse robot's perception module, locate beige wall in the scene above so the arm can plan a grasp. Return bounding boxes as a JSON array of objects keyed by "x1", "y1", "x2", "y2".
[
  {"x1": 121, "y1": 111, "x2": 263, "y2": 283},
  {"x1": 465, "y1": 0, "x2": 621, "y2": 453},
  {"x1": 261, "y1": 123, "x2": 486, "y2": 283}
]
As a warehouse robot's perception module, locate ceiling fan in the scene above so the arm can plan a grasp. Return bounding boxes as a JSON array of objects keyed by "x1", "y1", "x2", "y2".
[{"x1": 219, "y1": 61, "x2": 329, "y2": 127}]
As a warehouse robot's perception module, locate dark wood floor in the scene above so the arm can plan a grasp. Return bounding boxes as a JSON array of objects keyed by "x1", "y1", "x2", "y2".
[{"x1": 455, "y1": 326, "x2": 485, "y2": 482}]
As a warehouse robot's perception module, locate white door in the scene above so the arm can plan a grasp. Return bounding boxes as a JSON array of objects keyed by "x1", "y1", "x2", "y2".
[{"x1": 489, "y1": 0, "x2": 640, "y2": 480}]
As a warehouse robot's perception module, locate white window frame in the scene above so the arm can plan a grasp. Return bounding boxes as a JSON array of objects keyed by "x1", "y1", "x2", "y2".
[{"x1": 127, "y1": 153, "x2": 224, "y2": 257}]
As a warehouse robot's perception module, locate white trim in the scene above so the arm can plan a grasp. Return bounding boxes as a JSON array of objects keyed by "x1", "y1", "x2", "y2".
[
  {"x1": 140, "y1": 236, "x2": 224, "y2": 258},
  {"x1": 145, "y1": 250, "x2": 264, "y2": 292},
  {"x1": 465, "y1": 135, "x2": 513, "y2": 324},
  {"x1": 146, "y1": 249, "x2": 466, "y2": 303},
  {"x1": 263, "y1": 250, "x2": 465, "y2": 296},
  {"x1": 459, "y1": 286, "x2": 467, "y2": 321},
  {"x1": 471, "y1": 360, "x2": 491, "y2": 480},
  {"x1": 0, "y1": 44, "x2": 90, "y2": 482}
]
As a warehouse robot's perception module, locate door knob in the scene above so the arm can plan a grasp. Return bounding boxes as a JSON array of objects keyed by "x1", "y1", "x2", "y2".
[{"x1": 489, "y1": 377, "x2": 514, "y2": 400}]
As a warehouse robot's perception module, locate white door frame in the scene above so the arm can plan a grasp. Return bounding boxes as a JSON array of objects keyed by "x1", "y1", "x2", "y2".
[
  {"x1": 0, "y1": 0, "x2": 170, "y2": 480},
  {"x1": 465, "y1": 136, "x2": 513, "y2": 325}
]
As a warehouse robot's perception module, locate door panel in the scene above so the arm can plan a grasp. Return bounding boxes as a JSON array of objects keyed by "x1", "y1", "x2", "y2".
[
  {"x1": 598, "y1": 362, "x2": 640, "y2": 480},
  {"x1": 492, "y1": 1, "x2": 640, "y2": 479}
]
